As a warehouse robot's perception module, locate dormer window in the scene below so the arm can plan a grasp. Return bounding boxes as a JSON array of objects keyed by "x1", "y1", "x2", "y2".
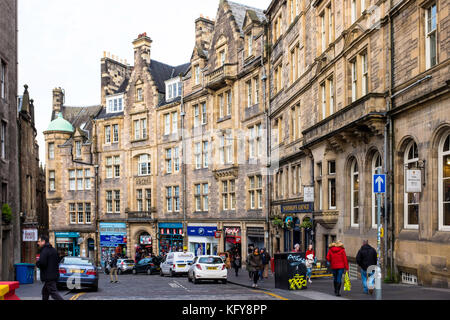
[
  {"x1": 165, "y1": 78, "x2": 182, "y2": 101},
  {"x1": 246, "y1": 32, "x2": 253, "y2": 57},
  {"x1": 137, "y1": 88, "x2": 143, "y2": 101},
  {"x1": 106, "y1": 94, "x2": 124, "y2": 113},
  {"x1": 75, "y1": 141, "x2": 82, "y2": 158}
]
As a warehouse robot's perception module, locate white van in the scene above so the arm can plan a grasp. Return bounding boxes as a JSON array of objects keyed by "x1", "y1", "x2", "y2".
[{"x1": 160, "y1": 252, "x2": 195, "y2": 277}]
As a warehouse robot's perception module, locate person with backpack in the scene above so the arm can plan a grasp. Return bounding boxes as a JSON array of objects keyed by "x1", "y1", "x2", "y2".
[
  {"x1": 109, "y1": 253, "x2": 119, "y2": 283},
  {"x1": 326, "y1": 241, "x2": 349, "y2": 296},
  {"x1": 356, "y1": 240, "x2": 378, "y2": 294}
]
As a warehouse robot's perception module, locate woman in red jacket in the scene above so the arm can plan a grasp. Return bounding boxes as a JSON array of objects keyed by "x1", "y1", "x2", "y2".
[{"x1": 326, "y1": 240, "x2": 349, "y2": 296}]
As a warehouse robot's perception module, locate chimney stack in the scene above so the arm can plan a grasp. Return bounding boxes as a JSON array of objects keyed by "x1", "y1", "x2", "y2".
[
  {"x1": 133, "y1": 33, "x2": 152, "y2": 67},
  {"x1": 52, "y1": 87, "x2": 64, "y2": 114}
]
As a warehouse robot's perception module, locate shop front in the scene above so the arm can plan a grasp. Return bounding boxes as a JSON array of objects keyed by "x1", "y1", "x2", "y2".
[
  {"x1": 224, "y1": 227, "x2": 241, "y2": 255},
  {"x1": 280, "y1": 202, "x2": 314, "y2": 252},
  {"x1": 55, "y1": 232, "x2": 80, "y2": 258},
  {"x1": 99, "y1": 222, "x2": 128, "y2": 267},
  {"x1": 158, "y1": 223, "x2": 184, "y2": 255},
  {"x1": 136, "y1": 232, "x2": 153, "y2": 258},
  {"x1": 187, "y1": 225, "x2": 218, "y2": 256},
  {"x1": 246, "y1": 227, "x2": 265, "y2": 251}
]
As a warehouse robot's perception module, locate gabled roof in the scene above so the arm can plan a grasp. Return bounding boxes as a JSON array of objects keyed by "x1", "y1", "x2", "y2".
[
  {"x1": 149, "y1": 60, "x2": 190, "y2": 93},
  {"x1": 51, "y1": 105, "x2": 102, "y2": 135},
  {"x1": 227, "y1": 1, "x2": 266, "y2": 34}
]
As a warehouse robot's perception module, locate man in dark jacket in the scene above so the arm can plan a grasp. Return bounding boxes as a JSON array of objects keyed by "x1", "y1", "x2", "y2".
[
  {"x1": 356, "y1": 240, "x2": 378, "y2": 294},
  {"x1": 36, "y1": 235, "x2": 64, "y2": 300}
]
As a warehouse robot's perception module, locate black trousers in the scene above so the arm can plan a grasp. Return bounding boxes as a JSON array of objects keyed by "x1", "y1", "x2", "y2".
[
  {"x1": 42, "y1": 280, "x2": 64, "y2": 300},
  {"x1": 253, "y1": 270, "x2": 260, "y2": 284}
]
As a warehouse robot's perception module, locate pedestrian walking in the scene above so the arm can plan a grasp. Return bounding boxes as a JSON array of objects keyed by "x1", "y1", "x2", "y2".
[
  {"x1": 247, "y1": 248, "x2": 263, "y2": 288},
  {"x1": 197, "y1": 245, "x2": 202, "y2": 257},
  {"x1": 233, "y1": 253, "x2": 241, "y2": 276},
  {"x1": 326, "y1": 241, "x2": 349, "y2": 296},
  {"x1": 109, "y1": 253, "x2": 119, "y2": 283},
  {"x1": 356, "y1": 240, "x2": 378, "y2": 294},
  {"x1": 225, "y1": 252, "x2": 232, "y2": 269},
  {"x1": 260, "y1": 248, "x2": 271, "y2": 280},
  {"x1": 305, "y1": 244, "x2": 316, "y2": 284},
  {"x1": 36, "y1": 235, "x2": 64, "y2": 300}
]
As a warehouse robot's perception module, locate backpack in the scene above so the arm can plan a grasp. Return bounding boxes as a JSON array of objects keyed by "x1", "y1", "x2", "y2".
[{"x1": 109, "y1": 257, "x2": 117, "y2": 268}]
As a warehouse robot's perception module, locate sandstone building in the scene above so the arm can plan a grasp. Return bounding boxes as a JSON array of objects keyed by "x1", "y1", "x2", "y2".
[
  {"x1": 45, "y1": 0, "x2": 449, "y2": 287},
  {"x1": 0, "y1": 0, "x2": 20, "y2": 281}
]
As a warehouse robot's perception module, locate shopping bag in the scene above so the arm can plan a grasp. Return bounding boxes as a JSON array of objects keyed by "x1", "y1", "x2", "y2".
[{"x1": 344, "y1": 272, "x2": 351, "y2": 291}]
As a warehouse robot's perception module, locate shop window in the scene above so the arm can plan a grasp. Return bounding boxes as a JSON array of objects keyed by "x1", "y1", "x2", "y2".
[
  {"x1": 404, "y1": 141, "x2": 419, "y2": 229},
  {"x1": 439, "y1": 132, "x2": 450, "y2": 231}
]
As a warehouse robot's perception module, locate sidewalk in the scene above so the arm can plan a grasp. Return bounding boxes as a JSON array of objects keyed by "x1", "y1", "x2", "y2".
[{"x1": 227, "y1": 269, "x2": 450, "y2": 300}]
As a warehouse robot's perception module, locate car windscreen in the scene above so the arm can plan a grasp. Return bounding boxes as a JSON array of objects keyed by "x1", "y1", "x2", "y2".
[
  {"x1": 61, "y1": 257, "x2": 92, "y2": 265},
  {"x1": 198, "y1": 257, "x2": 224, "y2": 264},
  {"x1": 123, "y1": 260, "x2": 134, "y2": 264}
]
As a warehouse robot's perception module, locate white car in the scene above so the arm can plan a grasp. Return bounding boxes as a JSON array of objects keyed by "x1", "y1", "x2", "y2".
[
  {"x1": 187, "y1": 255, "x2": 228, "y2": 284},
  {"x1": 160, "y1": 252, "x2": 195, "y2": 277}
]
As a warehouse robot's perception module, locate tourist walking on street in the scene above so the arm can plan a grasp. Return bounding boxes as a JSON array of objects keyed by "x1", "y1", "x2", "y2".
[
  {"x1": 36, "y1": 235, "x2": 64, "y2": 300},
  {"x1": 247, "y1": 248, "x2": 263, "y2": 288},
  {"x1": 356, "y1": 240, "x2": 378, "y2": 294},
  {"x1": 261, "y1": 248, "x2": 271, "y2": 280},
  {"x1": 109, "y1": 253, "x2": 119, "y2": 283},
  {"x1": 233, "y1": 253, "x2": 241, "y2": 276},
  {"x1": 326, "y1": 241, "x2": 349, "y2": 296},
  {"x1": 305, "y1": 244, "x2": 316, "y2": 284}
]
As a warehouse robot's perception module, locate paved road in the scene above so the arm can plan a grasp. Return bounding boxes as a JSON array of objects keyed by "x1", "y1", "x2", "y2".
[{"x1": 15, "y1": 272, "x2": 295, "y2": 301}]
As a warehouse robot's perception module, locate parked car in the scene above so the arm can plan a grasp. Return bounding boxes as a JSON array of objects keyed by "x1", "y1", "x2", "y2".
[
  {"x1": 57, "y1": 256, "x2": 98, "y2": 291},
  {"x1": 160, "y1": 252, "x2": 195, "y2": 277},
  {"x1": 104, "y1": 258, "x2": 135, "y2": 275},
  {"x1": 132, "y1": 257, "x2": 161, "y2": 275},
  {"x1": 187, "y1": 255, "x2": 227, "y2": 284}
]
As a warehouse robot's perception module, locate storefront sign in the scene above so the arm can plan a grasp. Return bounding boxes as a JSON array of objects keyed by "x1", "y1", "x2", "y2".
[
  {"x1": 225, "y1": 227, "x2": 240, "y2": 235},
  {"x1": 23, "y1": 229, "x2": 38, "y2": 242},
  {"x1": 159, "y1": 223, "x2": 183, "y2": 229},
  {"x1": 99, "y1": 223, "x2": 127, "y2": 236},
  {"x1": 281, "y1": 202, "x2": 314, "y2": 214},
  {"x1": 140, "y1": 235, "x2": 152, "y2": 245},
  {"x1": 406, "y1": 170, "x2": 422, "y2": 193},
  {"x1": 187, "y1": 226, "x2": 217, "y2": 237},
  {"x1": 100, "y1": 235, "x2": 126, "y2": 247},
  {"x1": 55, "y1": 232, "x2": 80, "y2": 238},
  {"x1": 56, "y1": 237, "x2": 71, "y2": 244}
]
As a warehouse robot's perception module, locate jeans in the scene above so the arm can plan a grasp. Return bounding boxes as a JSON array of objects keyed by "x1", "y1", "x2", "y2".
[
  {"x1": 306, "y1": 268, "x2": 312, "y2": 279},
  {"x1": 361, "y1": 269, "x2": 375, "y2": 293},
  {"x1": 331, "y1": 268, "x2": 345, "y2": 284},
  {"x1": 42, "y1": 281, "x2": 64, "y2": 300}
]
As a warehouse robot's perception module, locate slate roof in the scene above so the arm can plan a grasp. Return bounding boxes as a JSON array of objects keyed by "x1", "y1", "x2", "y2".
[
  {"x1": 114, "y1": 78, "x2": 129, "y2": 94},
  {"x1": 228, "y1": 1, "x2": 267, "y2": 33},
  {"x1": 51, "y1": 105, "x2": 102, "y2": 136},
  {"x1": 95, "y1": 108, "x2": 125, "y2": 120},
  {"x1": 149, "y1": 60, "x2": 190, "y2": 93}
]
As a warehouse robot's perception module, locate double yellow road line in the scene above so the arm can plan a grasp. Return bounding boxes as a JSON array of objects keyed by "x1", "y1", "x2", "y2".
[{"x1": 69, "y1": 292, "x2": 86, "y2": 300}]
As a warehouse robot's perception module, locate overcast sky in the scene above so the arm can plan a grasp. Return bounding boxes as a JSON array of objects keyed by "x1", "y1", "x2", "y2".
[{"x1": 18, "y1": 0, "x2": 271, "y2": 164}]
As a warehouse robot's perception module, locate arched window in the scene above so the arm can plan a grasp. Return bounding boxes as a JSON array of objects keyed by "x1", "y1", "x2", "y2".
[
  {"x1": 372, "y1": 152, "x2": 384, "y2": 229},
  {"x1": 439, "y1": 131, "x2": 450, "y2": 231},
  {"x1": 350, "y1": 158, "x2": 359, "y2": 227},
  {"x1": 138, "y1": 154, "x2": 151, "y2": 176},
  {"x1": 404, "y1": 141, "x2": 419, "y2": 229}
]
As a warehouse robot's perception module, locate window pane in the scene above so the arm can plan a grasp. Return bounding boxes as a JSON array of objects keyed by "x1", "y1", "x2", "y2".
[{"x1": 408, "y1": 204, "x2": 419, "y2": 225}]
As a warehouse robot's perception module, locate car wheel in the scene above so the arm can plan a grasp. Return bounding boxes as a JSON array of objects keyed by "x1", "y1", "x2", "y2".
[
  {"x1": 91, "y1": 285, "x2": 98, "y2": 292},
  {"x1": 104, "y1": 269, "x2": 109, "y2": 275},
  {"x1": 160, "y1": 269, "x2": 164, "y2": 277},
  {"x1": 170, "y1": 269, "x2": 175, "y2": 277},
  {"x1": 214, "y1": 280, "x2": 219, "y2": 284},
  {"x1": 147, "y1": 268, "x2": 152, "y2": 275},
  {"x1": 132, "y1": 269, "x2": 137, "y2": 275},
  {"x1": 117, "y1": 269, "x2": 122, "y2": 275},
  {"x1": 222, "y1": 279, "x2": 227, "y2": 284},
  {"x1": 188, "y1": 275, "x2": 192, "y2": 282},
  {"x1": 193, "y1": 274, "x2": 199, "y2": 284}
]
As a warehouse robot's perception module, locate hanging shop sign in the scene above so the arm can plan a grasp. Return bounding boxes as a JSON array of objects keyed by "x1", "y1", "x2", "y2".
[{"x1": 23, "y1": 229, "x2": 38, "y2": 242}]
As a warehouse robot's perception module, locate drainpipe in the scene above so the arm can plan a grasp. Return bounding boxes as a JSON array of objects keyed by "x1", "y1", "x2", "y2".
[
  {"x1": 180, "y1": 77, "x2": 187, "y2": 250},
  {"x1": 261, "y1": 24, "x2": 271, "y2": 255}
]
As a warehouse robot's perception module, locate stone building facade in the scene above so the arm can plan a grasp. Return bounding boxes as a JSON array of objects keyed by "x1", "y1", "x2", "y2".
[
  {"x1": 0, "y1": 0, "x2": 20, "y2": 281},
  {"x1": 44, "y1": 0, "x2": 449, "y2": 287},
  {"x1": 18, "y1": 85, "x2": 49, "y2": 264}
]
